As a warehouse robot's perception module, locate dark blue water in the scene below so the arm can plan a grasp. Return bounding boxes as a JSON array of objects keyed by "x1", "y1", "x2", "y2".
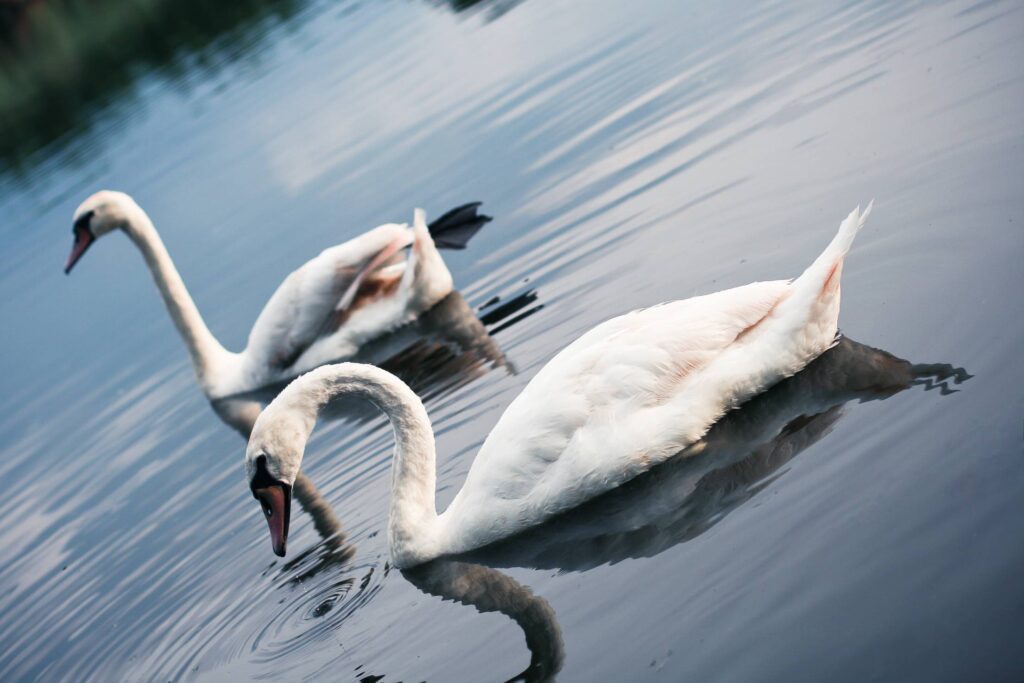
[{"x1": 1, "y1": 0, "x2": 1022, "y2": 680}]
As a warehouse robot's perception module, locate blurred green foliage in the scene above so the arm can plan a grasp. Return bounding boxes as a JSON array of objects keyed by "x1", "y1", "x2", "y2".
[
  {"x1": 0, "y1": 0, "x2": 308, "y2": 177},
  {"x1": 0, "y1": 0, "x2": 514, "y2": 182}
]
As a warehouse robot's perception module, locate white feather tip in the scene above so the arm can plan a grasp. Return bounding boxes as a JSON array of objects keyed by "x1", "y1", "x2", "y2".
[{"x1": 860, "y1": 199, "x2": 874, "y2": 225}]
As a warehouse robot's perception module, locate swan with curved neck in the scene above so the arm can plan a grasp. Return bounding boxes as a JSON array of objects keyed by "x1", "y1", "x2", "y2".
[
  {"x1": 64, "y1": 191, "x2": 490, "y2": 399},
  {"x1": 246, "y1": 203, "x2": 873, "y2": 567}
]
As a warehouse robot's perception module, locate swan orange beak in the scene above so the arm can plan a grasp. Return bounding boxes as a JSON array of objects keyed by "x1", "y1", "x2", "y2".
[
  {"x1": 65, "y1": 223, "x2": 94, "y2": 274},
  {"x1": 253, "y1": 483, "x2": 292, "y2": 557}
]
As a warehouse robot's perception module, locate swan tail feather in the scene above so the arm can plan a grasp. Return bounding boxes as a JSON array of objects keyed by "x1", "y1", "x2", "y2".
[
  {"x1": 427, "y1": 202, "x2": 492, "y2": 250},
  {"x1": 819, "y1": 199, "x2": 872, "y2": 266},
  {"x1": 791, "y1": 201, "x2": 873, "y2": 299}
]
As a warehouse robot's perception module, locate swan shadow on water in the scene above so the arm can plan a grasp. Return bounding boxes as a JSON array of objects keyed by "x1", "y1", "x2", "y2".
[
  {"x1": 211, "y1": 289, "x2": 535, "y2": 582},
  {"x1": 460, "y1": 336, "x2": 970, "y2": 571},
  {"x1": 399, "y1": 337, "x2": 968, "y2": 682}
]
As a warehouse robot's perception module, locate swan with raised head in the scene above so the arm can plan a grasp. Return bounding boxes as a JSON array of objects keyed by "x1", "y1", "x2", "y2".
[
  {"x1": 246, "y1": 203, "x2": 873, "y2": 566},
  {"x1": 64, "y1": 191, "x2": 490, "y2": 399}
]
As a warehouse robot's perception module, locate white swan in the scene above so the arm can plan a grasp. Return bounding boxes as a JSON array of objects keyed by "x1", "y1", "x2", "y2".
[
  {"x1": 64, "y1": 191, "x2": 490, "y2": 399},
  {"x1": 246, "y1": 203, "x2": 873, "y2": 566}
]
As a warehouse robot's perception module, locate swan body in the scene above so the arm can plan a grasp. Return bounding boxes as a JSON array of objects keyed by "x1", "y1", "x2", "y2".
[
  {"x1": 65, "y1": 191, "x2": 489, "y2": 399},
  {"x1": 246, "y1": 203, "x2": 872, "y2": 567},
  {"x1": 469, "y1": 337, "x2": 966, "y2": 572}
]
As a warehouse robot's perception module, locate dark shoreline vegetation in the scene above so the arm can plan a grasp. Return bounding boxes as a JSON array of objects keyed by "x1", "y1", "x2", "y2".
[
  {"x1": 0, "y1": 0, "x2": 316, "y2": 182},
  {"x1": 0, "y1": 0, "x2": 504, "y2": 186}
]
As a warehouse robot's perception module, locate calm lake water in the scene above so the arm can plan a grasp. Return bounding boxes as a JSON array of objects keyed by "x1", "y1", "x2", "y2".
[{"x1": 1, "y1": 0, "x2": 1022, "y2": 681}]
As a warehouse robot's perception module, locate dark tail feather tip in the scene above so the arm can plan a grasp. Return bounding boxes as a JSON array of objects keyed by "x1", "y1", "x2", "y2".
[{"x1": 428, "y1": 202, "x2": 493, "y2": 250}]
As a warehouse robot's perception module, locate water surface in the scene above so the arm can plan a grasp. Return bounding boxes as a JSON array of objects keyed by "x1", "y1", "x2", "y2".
[{"x1": 1, "y1": 0, "x2": 1022, "y2": 680}]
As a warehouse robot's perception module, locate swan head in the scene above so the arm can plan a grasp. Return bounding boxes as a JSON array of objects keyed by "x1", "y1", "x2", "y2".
[
  {"x1": 65, "y1": 190, "x2": 140, "y2": 274},
  {"x1": 244, "y1": 401, "x2": 313, "y2": 557}
]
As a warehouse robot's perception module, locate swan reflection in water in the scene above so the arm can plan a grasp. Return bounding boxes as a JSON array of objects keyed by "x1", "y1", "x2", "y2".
[
  {"x1": 213, "y1": 320, "x2": 965, "y2": 681},
  {"x1": 400, "y1": 337, "x2": 968, "y2": 682},
  {"x1": 211, "y1": 289, "x2": 534, "y2": 579}
]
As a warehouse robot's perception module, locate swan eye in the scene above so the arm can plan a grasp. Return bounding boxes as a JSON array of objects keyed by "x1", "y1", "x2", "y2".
[{"x1": 263, "y1": 504, "x2": 273, "y2": 518}]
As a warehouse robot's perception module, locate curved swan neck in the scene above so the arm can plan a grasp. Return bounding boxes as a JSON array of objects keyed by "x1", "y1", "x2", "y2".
[
  {"x1": 266, "y1": 363, "x2": 440, "y2": 567},
  {"x1": 121, "y1": 205, "x2": 233, "y2": 393}
]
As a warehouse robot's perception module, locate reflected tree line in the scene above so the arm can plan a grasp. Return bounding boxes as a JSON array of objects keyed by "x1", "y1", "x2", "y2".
[
  {"x1": 0, "y1": 0, "x2": 306, "y2": 176},
  {"x1": 0, "y1": 0, "x2": 517, "y2": 180}
]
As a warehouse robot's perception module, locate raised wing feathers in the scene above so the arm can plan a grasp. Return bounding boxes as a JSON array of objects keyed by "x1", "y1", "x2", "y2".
[{"x1": 246, "y1": 224, "x2": 412, "y2": 370}]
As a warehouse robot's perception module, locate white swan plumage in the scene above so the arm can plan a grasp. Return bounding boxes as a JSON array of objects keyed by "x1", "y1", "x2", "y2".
[
  {"x1": 246, "y1": 203, "x2": 873, "y2": 567},
  {"x1": 65, "y1": 191, "x2": 489, "y2": 399}
]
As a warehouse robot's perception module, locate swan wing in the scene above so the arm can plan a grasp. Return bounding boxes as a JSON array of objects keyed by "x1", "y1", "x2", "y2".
[
  {"x1": 443, "y1": 280, "x2": 791, "y2": 543},
  {"x1": 437, "y1": 205, "x2": 872, "y2": 554},
  {"x1": 246, "y1": 223, "x2": 414, "y2": 370}
]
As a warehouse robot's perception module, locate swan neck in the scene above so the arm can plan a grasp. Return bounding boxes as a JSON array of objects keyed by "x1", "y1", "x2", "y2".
[
  {"x1": 281, "y1": 364, "x2": 440, "y2": 567},
  {"x1": 123, "y1": 209, "x2": 232, "y2": 393}
]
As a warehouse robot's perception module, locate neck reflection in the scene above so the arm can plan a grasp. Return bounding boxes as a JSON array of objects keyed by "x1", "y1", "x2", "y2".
[{"x1": 403, "y1": 559, "x2": 564, "y2": 683}]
